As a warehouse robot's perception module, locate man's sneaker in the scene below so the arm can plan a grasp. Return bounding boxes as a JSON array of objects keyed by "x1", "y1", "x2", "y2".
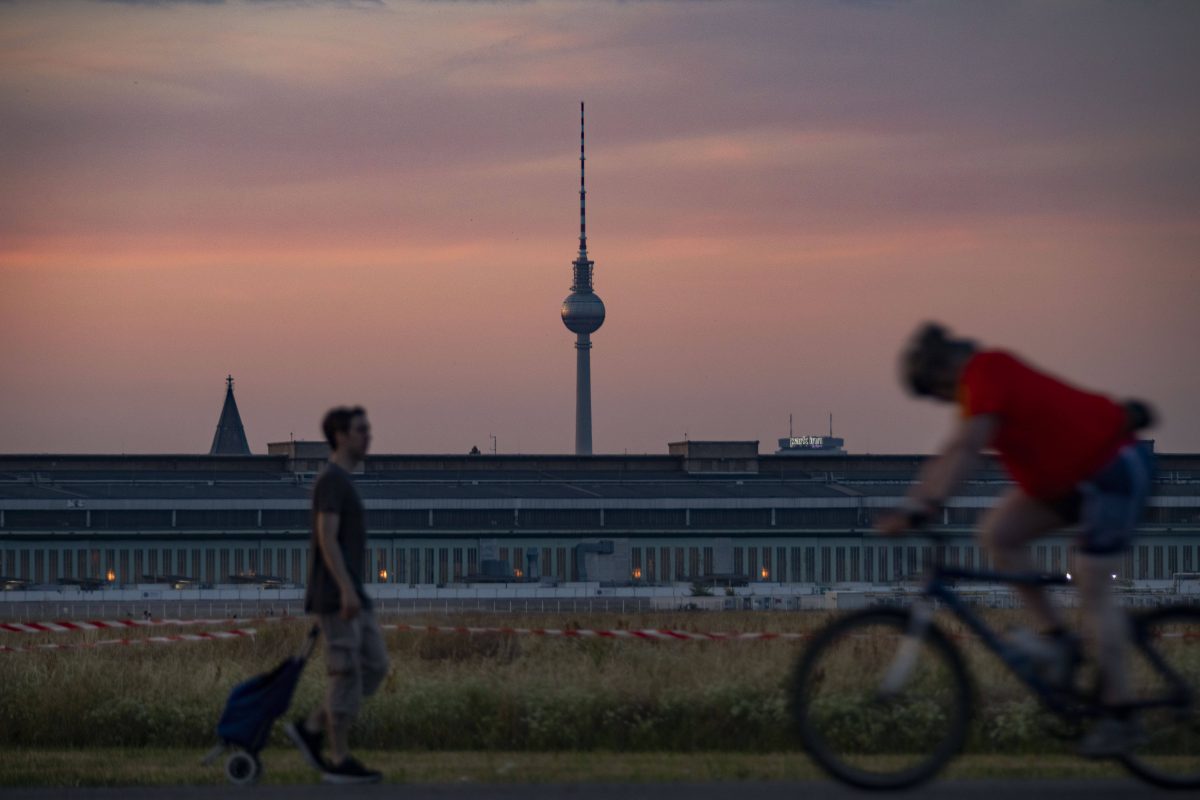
[
  {"x1": 321, "y1": 756, "x2": 383, "y2": 785},
  {"x1": 283, "y1": 718, "x2": 325, "y2": 772},
  {"x1": 1008, "y1": 627, "x2": 1079, "y2": 689},
  {"x1": 1077, "y1": 715, "x2": 1148, "y2": 759}
]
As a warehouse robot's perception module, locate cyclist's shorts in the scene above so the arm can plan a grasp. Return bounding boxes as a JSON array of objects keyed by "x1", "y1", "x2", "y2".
[{"x1": 1049, "y1": 442, "x2": 1155, "y2": 555}]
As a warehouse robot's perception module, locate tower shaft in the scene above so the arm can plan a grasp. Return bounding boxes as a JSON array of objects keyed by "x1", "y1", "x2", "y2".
[{"x1": 575, "y1": 334, "x2": 592, "y2": 456}]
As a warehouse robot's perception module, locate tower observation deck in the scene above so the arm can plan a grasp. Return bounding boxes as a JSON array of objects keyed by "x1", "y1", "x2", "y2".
[{"x1": 561, "y1": 102, "x2": 605, "y2": 455}]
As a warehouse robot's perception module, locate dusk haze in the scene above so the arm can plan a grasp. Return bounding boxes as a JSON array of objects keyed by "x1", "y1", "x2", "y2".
[{"x1": 2, "y1": 0, "x2": 1198, "y2": 456}]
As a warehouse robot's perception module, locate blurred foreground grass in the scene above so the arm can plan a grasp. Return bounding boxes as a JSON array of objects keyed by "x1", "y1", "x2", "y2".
[{"x1": 0, "y1": 749, "x2": 1132, "y2": 787}]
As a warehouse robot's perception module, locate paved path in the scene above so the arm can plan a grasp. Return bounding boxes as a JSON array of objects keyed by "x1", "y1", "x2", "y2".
[{"x1": 0, "y1": 781, "x2": 1167, "y2": 800}]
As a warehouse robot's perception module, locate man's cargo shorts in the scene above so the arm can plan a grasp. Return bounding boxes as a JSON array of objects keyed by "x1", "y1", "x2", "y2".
[{"x1": 316, "y1": 607, "x2": 389, "y2": 718}]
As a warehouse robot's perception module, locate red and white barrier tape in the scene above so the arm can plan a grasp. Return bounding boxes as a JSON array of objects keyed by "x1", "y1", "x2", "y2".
[
  {"x1": 0, "y1": 627, "x2": 256, "y2": 654},
  {"x1": 379, "y1": 623, "x2": 1199, "y2": 643},
  {"x1": 0, "y1": 617, "x2": 288, "y2": 634},
  {"x1": 1, "y1": 617, "x2": 807, "y2": 641},
  {"x1": 379, "y1": 623, "x2": 813, "y2": 641},
  {"x1": 4, "y1": 618, "x2": 1195, "y2": 646}
]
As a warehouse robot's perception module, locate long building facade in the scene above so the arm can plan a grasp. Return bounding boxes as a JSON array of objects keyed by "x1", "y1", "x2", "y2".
[{"x1": 2, "y1": 442, "x2": 1198, "y2": 591}]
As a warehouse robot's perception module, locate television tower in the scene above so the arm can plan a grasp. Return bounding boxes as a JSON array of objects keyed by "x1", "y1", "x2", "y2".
[{"x1": 560, "y1": 101, "x2": 605, "y2": 455}]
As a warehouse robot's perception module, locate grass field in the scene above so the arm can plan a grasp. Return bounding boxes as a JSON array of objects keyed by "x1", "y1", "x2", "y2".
[
  {"x1": 0, "y1": 609, "x2": 1194, "y2": 779},
  {"x1": 0, "y1": 749, "x2": 1134, "y2": 787}
]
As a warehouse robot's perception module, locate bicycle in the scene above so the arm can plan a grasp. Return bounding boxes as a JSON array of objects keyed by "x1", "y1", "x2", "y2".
[{"x1": 789, "y1": 552, "x2": 1200, "y2": 790}]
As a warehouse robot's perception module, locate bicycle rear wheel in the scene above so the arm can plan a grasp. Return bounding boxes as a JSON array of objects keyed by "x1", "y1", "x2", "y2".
[
  {"x1": 790, "y1": 607, "x2": 971, "y2": 790},
  {"x1": 1120, "y1": 604, "x2": 1200, "y2": 789}
]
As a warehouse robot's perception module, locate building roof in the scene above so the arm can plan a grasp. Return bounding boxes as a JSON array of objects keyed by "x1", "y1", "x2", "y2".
[{"x1": 0, "y1": 452, "x2": 1197, "y2": 505}]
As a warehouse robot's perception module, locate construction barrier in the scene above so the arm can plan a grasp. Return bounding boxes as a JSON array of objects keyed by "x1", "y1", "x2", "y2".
[
  {"x1": 4, "y1": 617, "x2": 1195, "y2": 655},
  {"x1": 0, "y1": 617, "x2": 287, "y2": 634},
  {"x1": 0, "y1": 627, "x2": 257, "y2": 654},
  {"x1": 379, "y1": 622, "x2": 810, "y2": 641}
]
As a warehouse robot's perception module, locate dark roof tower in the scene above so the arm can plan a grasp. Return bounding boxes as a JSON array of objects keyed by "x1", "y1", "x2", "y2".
[{"x1": 209, "y1": 375, "x2": 252, "y2": 455}]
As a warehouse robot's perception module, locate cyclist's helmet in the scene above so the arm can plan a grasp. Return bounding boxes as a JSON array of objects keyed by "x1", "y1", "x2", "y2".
[{"x1": 900, "y1": 322, "x2": 975, "y2": 398}]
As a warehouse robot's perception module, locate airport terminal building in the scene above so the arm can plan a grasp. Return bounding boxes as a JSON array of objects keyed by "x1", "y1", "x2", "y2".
[{"x1": 2, "y1": 438, "x2": 1198, "y2": 593}]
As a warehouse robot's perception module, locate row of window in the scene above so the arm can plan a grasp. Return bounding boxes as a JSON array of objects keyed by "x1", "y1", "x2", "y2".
[
  {"x1": 635, "y1": 542, "x2": 1198, "y2": 584},
  {"x1": 947, "y1": 507, "x2": 1200, "y2": 526},
  {"x1": 4, "y1": 506, "x2": 1199, "y2": 531},
  {"x1": 2, "y1": 541, "x2": 1196, "y2": 586},
  {"x1": 0, "y1": 545, "x2": 475, "y2": 586},
  {"x1": 0, "y1": 507, "x2": 860, "y2": 530},
  {"x1": 0, "y1": 547, "x2": 309, "y2": 587}
]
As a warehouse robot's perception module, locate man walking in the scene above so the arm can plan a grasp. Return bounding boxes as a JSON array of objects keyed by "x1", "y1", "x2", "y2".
[{"x1": 285, "y1": 406, "x2": 388, "y2": 784}]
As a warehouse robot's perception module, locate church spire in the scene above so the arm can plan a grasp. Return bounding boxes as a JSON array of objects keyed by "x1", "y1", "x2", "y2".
[{"x1": 209, "y1": 374, "x2": 251, "y2": 455}]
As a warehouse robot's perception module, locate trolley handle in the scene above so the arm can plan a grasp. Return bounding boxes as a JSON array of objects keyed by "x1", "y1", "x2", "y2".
[{"x1": 299, "y1": 624, "x2": 320, "y2": 660}]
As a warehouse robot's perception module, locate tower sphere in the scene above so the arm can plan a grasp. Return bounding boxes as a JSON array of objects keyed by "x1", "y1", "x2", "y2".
[{"x1": 561, "y1": 291, "x2": 606, "y2": 335}]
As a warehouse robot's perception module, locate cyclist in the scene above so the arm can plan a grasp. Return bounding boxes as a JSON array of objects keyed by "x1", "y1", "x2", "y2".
[{"x1": 878, "y1": 322, "x2": 1156, "y2": 756}]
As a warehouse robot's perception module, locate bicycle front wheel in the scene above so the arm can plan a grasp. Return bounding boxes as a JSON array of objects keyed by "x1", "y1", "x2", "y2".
[
  {"x1": 790, "y1": 607, "x2": 972, "y2": 790},
  {"x1": 1120, "y1": 604, "x2": 1200, "y2": 789}
]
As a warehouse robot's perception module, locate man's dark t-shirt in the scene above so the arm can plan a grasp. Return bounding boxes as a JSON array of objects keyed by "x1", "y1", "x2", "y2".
[{"x1": 304, "y1": 462, "x2": 371, "y2": 614}]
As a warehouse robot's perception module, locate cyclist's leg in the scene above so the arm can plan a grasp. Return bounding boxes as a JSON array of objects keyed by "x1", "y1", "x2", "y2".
[
  {"x1": 980, "y1": 487, "x2": 1065, "y2": 631},
  {"x1": 1075, "y1": 444, "x2": 1154, "y2": 755},
  {"x1": 1075, "y1": 551, "x2": 1130, "y2": 705},
  {"x1": 1075, "y1": 443, "x2": 1153, "y2": 707}
]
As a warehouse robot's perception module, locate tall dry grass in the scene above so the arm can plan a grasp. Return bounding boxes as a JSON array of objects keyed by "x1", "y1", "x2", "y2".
[{"x1": 0, "y1": 609, "x2": 1191, "y2": 753}]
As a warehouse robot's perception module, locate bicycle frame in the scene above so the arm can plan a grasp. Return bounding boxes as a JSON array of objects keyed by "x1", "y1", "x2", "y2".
[{"x1": 913, "y1": 563, "x2": 1185, "y2": 719}]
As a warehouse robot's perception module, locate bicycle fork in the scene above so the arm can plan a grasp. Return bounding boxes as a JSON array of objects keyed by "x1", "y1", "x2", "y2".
[{"x1": 879, "y1": 598, "x2": 937, "y2": 697}]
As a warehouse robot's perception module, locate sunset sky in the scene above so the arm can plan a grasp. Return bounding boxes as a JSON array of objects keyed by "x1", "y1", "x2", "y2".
[{"x1": 2, "y1": 0, "x2": 1198, "y2": 455}]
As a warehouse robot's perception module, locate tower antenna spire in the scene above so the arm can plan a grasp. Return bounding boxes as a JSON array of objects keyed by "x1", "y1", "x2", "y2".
[{"x1": 579, "y1": 100, "x2": 587, "y2": 258}]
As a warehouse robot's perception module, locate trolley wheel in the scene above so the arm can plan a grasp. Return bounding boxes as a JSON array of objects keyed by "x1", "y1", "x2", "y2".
[{"x1": 225, "y1": 750, "x2": 261, "y2": 785}]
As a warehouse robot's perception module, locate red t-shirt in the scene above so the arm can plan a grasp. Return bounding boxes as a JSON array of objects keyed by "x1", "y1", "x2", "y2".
[{"x1": 958, "y1": 350, "x2": 1130, "y2": 500}]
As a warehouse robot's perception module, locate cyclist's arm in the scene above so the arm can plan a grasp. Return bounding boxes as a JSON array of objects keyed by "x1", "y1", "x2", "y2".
[
  {"x1": 917, "y1": 413, "x2": 996, "y2": 504},
  {"x1": 879, "y1": 414, "x2": 997, "y2": 533}
]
